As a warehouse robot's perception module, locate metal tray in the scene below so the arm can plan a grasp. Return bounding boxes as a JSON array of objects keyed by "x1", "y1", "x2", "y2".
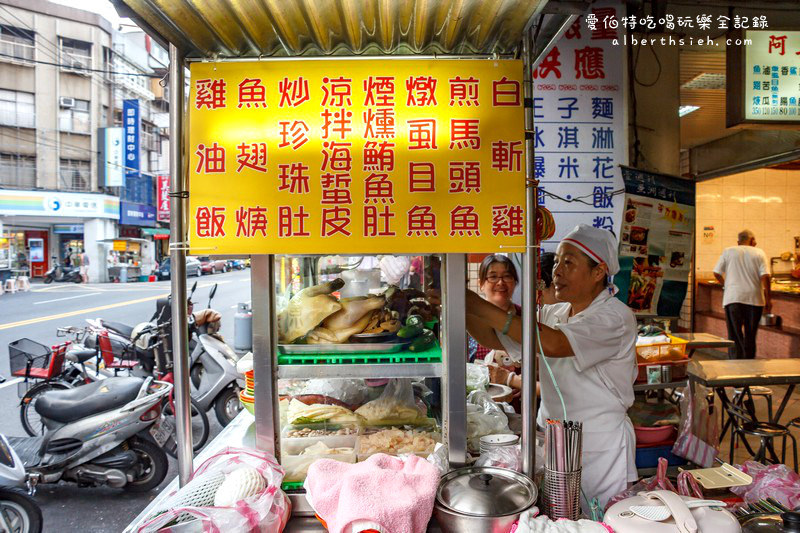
[
  {"x1": 349, "y1": 331, "x2": 397, "y2": 343},
  {"x1": 278, "y1": 341, "x2": 410, "y2": 354}
]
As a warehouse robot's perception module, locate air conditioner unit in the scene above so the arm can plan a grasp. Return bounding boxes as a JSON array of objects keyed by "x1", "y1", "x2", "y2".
[
  {"x1": 59, "y1": 97, "x2": 75, "y2": 108},
  {"x1": 72, "y1": 60, "x2": 86, "y2": 70}
]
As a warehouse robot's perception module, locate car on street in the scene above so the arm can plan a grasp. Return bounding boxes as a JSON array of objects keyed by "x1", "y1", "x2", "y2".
[
  {"x1": 198, "y1": 256, "x2": 228, "y2": 274},
  {"x1": 155, "y1": 256, "x2": 201, "y2": 280}
]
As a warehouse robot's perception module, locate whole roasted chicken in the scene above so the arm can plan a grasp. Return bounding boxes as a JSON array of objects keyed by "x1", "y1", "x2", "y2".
[
  {"x1": 306, "y1": 295, "x2": 386, "y2": 344},
  {"x1": 278, "y1": 278, "x2": 345, "y2": 343}
]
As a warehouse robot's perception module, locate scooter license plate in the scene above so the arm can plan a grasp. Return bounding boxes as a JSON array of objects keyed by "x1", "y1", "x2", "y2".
[{"x1": 150, "y1": 415, "x2": 175, "y2": 447}]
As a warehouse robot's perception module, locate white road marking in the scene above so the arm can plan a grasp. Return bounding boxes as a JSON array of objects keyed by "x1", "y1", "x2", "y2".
[
  {"x1": 0, "y1": 377, "x2": 23, "y2": 391},
  {"x1": 34, "y1": 292, "x2": 103, "y2": 304}
]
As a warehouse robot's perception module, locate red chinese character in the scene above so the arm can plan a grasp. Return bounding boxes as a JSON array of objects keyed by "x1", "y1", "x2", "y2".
[
  {"x1": 321, "y1": 141, "x2": 352, "y2": 172},
  {"x1": 406, "y1": 76, "x2": 437, "y2": 106},
  {"x1": 363, "y1": 205, "x2": 395, "y2": 237},
  {"x1": 195, "y1": 79, "x2": 226, "y2": 109},
  {"x1": 236, "y1": 142, "x2": 267, "y2": 173},
  {"x1": 363, "y1": 141, "x2": 395, "y2": 172},
  {"x1": 407, "y1": 206, "x2": 437, "y2": 237},
  {"x1": 450, "y1": 119, "x2": 480, "y2": 150},
  {"x1": 449, "y1": 76, "x2": 479, "y2": 106},
  {"x1": 278, "y1": 77, "x2": 310, "y2": 107},
  {"x1": 492, "y1": 77, "x2": 521, "y2": 106},
  {"x1": 491, "y1": 140, "x2": 523, "y2": 172},
  {"x1": 409, "y1": 162, "x2": 435, "y2": 193},
  {"x1": 363, "y1": 108, "x2": 395, "y2": 139},
  {"x1": 408, "y1": 119, "x2": 437, "y2": 150},
  {"x1": 365, "y1": 173, "x2": 394, "y2": 204},
  {"x1": 492, "y1": 205, "x2": 524, "y2": 236},
  {"x1": 195, "y1": 143, "x2": 226, "y2": 173},
  {"x1": 278, "y1": 206, "x2": 310, "y2": 237},
  {"x1": 321, "y1": 206, "x2": 351, "y2": 236},
  {"x1": 235, "y1": 206, "x2": 268, "y2": 237},
  {"x1": 195, "y1": 206, "x2": 225, "y2": 237},
  {"x1": 277, "y1": 163, "x2": 310, "y2": 194},
  {"x1": 450, "y1": 205, "x2": 480, "y2": 237},
  {"x1": 320, "y1": 173, "x2": 352, "y2": 205},
  {"x1": 575, "y1": 46, "x2": 605, "y2": 79},
  {"x1": 769, "y1": 35, "x2": 787, "y2": 55},
  {"x1": 238, "y1": 78, "x2": 266, "y2": 108},
  {"x1": 321, "y1": 108, "x2": 353, "y2": 139},
  {"x1": 591, "y1": 8, "x2": 617, "y2": 39},
  {"x1": 321, "y1": 76, "x2": 352, "y2": 107},
  {"x1": 565, "y1": 19, "x2": 582, "y2": 39},
  {"x1": 278, "y1": 120, "x2": 310, "y2": 150},
  {"x1": 363, "y1": 76, "x2": 395, "y2": 106},
  {"x1": 533, "y1": 47, "x2": 561, "y2": 79},
  {"x1": 449, "y1": 161, "x2": 481, "y2": 193}
]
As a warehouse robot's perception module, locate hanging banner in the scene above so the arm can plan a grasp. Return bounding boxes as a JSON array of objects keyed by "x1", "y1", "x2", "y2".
[
  {"x1": 614, "y1": 167, "x2": 695, "y2": 317},
  {"x1": 157, "y1": 174, "x2": 170, "y2": 222},
  {"x1": 187, "y1": 59, "x2": 526, "y2": 254},
  {"x1": 532, "y1": 0, "x2": 627, "y2": 251},
  {"x1": 123, "y1": 99, "x2": 141, "y2": 180}
]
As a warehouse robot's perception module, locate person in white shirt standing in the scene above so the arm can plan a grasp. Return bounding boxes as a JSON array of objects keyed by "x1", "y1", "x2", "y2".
[{"x1": 713, "y1": 229, "x2": 772, "y2": 359}]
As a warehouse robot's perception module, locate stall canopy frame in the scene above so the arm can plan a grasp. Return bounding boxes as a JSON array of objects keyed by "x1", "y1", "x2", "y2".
[{"x1": 111, "y1": 0, "x2": 566, "y2": 487}]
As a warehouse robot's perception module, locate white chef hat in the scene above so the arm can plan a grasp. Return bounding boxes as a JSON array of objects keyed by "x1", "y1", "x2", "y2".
[{"x1": 561, "y1": 224, "x2": 620, "y2": 276}]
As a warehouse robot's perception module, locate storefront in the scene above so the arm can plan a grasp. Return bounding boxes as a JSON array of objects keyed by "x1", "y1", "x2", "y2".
[
  {"x1": 142, "y1": 227, "x2": 170, "y2": 264},
  {"x1": 0, "y1": 189, "x2": 119, "y2": 280}
]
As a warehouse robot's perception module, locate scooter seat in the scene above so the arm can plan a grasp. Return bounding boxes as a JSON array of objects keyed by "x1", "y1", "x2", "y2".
[
  {"x1": 102, "y1": 320, "x2": 134, "y2": 338},
  {"x1": 66, "y1": 348, "x2": 97, "y2": 364},
  {"x1": 35, "y1": 377, "x2": 144, "y2": 424}
]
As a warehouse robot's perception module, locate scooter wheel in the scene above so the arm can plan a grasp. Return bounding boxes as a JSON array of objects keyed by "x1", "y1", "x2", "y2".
[
  {"x1": 0, "y1": 488, "x2": 43, "y2": 533},
  {"x1": 43, "y1": 277, "x2": 52, "y2": 284},
  {"x1": 20, "y1": 381, "x2": 72, "y2": 437},
  {"x1": 124, "y1": 438, "x2": 169, "y2": 492},
  {"x1": 214, "y1": 387, "x2": 242, "y2": 427}
]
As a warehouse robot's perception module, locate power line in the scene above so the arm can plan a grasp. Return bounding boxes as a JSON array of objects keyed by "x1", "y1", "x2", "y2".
[{"x1": 0, "y1": 53, "x2": 161, "y2": 77}]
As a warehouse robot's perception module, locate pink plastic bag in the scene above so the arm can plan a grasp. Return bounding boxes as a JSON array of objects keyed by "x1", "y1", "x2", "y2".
[
  {"x1": 672, "y1": 385, "x2": 719, "y2": 467},
  {"x1": 137, "y1": 447, "x2": 289, "y2": 533},
  {"x1": 731, "y1": 461, "x2": 800, "y2": 509},
  {"x1": 606, "y1": 458, "x2": 677, "y2": 509}
]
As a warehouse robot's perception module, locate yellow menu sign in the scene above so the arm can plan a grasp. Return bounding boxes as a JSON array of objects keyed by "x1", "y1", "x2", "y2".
[{"x1": 188, "y1": 59, "x2": 526, "y2": 254}]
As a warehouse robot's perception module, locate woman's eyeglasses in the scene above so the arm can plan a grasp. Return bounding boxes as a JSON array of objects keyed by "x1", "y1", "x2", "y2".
[{"x1": 486, "y1": 274, "x2": 515, "y2": 283}]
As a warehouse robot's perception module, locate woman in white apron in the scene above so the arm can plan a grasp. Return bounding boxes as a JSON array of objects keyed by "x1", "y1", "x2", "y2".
[{"x1": 466, "y1": 224, "x2": 638, "y2": 510}]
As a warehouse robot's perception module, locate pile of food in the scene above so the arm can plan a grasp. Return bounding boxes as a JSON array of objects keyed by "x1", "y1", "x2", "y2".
[
  {"x1": 356, "y1": 427, "x2": 439, "y2": 457},
  {"x1": 287, "y1": 399, "x2": 360, "y2": 425},
  {"x1": 285, "y1": 426, "x2": 357, "y2": 439}
]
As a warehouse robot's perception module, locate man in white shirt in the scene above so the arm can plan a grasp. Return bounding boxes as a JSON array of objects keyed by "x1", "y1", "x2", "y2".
[{"x1": 713, "y1": 230, "x2": 771, "y2": 359}]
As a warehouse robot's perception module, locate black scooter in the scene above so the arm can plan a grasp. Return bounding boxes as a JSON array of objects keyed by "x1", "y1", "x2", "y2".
[{"x1": 43, "y1": 260, "x2": 82, "y2": 284}]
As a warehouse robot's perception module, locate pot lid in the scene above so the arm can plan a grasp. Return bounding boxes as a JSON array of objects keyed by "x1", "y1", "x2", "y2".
[{"x1": 437, "y1": 467, "x2": 536, "y2": 516}]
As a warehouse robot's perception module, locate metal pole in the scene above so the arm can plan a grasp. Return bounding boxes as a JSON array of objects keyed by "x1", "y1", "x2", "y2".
[
  {"x1": 442, "y1": 254, "x2": 467, "y2": 467},
  {"x1": 521, "y1": 28, "x2": 540, "y2": 479},
  {"x1": 168, "y1": 43, "x2": 192, "y2": 487},
  {"x1": 251, "y1": 255, "x2": 279, "y2": 457}
]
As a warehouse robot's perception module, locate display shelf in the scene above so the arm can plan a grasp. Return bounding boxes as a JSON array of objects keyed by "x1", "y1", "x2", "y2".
[
  {"x1": 277, "y1": 344, "x2": 442, "y2": 366},
  {"x1": 278, "y1": 362, "x2": 442, "y2": 379}
]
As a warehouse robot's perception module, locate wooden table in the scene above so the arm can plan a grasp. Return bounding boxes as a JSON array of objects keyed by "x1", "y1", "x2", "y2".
[{"x1": 672, "y1": 332, "x2": 735, "y2": 357}]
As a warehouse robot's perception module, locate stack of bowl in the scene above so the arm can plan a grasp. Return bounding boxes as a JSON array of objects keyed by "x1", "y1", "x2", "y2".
[{"x1": 239, "y1": 369, "x2": 255, "y2": 414}]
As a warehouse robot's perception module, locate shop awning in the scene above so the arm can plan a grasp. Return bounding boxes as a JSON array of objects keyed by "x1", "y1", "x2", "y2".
[
  {"x1": 110, "y1": 0, "x2": 548, "y2": 58},
  {"x1": 142, "y1": 228, "x2": 170, "y2": 236}
]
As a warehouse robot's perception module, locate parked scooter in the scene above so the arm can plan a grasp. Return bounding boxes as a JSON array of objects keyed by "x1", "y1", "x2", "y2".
[
  {"x1": 0, "y1": 432, "x2": 42, "y2": 532},
  {"x1": 43, "y1": 260, "x2": 82, "y2": 284},
  {"x1": 4, "y1": 377, "x2": 172, "y2": 494}
]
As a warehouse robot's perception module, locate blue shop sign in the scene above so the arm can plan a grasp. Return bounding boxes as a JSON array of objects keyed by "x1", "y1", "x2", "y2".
[{"x1": 120, "y1": 201, "x2": 156, "y2": 227}]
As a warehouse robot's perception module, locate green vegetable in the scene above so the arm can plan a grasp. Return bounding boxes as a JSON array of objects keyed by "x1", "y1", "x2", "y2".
[
  {"x1": 406, "y1": 314, "x2": 424, "y2": 327},
  {"x1": 409, "y1": 330, "x2": 436, "y2": 352},
  {"x1": 397, "y1": 324, "x2": 424, "y2": 339}
]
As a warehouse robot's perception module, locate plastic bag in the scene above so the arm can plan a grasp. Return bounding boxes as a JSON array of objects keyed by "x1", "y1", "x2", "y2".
[
  {"x1": 426, "y1": 443, "x2": 450, "y2": 475},
  {"x1": 672, "y1": 385, "x2": 719, "y2": 467},
  {"x1": 606, "y1": 457, "x2": 677, "y2": 510},
  {"x1": 299, "y1": 379, "x2": 370, "y2": 408},
  {"x1": 475, "y1": 443, "x2": 521, "y2": 471},
  {"x1": 731, "y1": 461, "x2": 800, "y2": 509},
  {"x1": 466, "y1": 390, "x2": 512, "y2": 453},
  {"x1": 676, "y1": 470, "x2": 704, "y2": 499},
  {"x1": 466, "y1": 363, "x2": 490, "y2": 392},
  {"x1": 137, "y1": 447, "x2": 289, "y2": 533},
  {"x1": 355, "y1": 378, "x2": 423, "y2": 424}
]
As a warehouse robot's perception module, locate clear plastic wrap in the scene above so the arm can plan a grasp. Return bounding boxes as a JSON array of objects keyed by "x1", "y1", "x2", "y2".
[
  {"x1": 731, "y1": 461, "x2": 800, "y2": 509},
  {"x1": 355, "y1": 378, "x2": 424, "y2": 425},
  {"x1": 466, "y1": 390, "x2": 512, "y2": 453},
  {"x1": 466, "y1": 363, "x2": 490, "y2": 392},
  {"x1": 299, "y1": 378, "x2": 370, "y2": 408},
  {"x1": 672, "y1": 385, "x2": 719, "y2": 467},
  {"x1": 426, "y1": 443, "x2": 450, "y2": 475},
  {"x1": 475, "y1": 443, "x2": 521, "y2": 471}
]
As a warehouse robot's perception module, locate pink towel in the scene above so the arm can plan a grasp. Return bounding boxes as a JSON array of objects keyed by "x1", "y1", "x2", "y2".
[{"x1": 306, "y1": 453, "x2": 440, "y2": 533}]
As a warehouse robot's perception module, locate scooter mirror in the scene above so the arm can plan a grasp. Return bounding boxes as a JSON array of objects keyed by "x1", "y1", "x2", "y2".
[
  {"x1": 189, "y1": 281, "x2": 197, "y2": 299},
  {"x1": 209, "y1": 284, "x2": 217, "y2": 303}
]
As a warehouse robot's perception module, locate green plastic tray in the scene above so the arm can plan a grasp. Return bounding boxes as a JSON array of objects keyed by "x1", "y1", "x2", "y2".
[
  {"x1": 281, "y1": 481, "x2": 304, "y2": 491},
  {"x1": 277, "y1": 343, "x2": 442, "y2": 365}
]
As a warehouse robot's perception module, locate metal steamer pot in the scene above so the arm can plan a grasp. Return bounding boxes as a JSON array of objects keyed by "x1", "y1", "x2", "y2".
[
  {"x1": 741, "y1": 511, "x2": 800, "y2": 533},
  {"x1": 434, "y1": 466, "x2": 538, "y2": 533}
]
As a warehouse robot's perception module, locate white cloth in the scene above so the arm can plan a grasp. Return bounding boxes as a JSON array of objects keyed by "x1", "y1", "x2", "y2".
[
  {"x1": 516, "y1": 509, "x2": 609, "y2": 533},
  {"x1": 561, "y1": 224, "x2": 620, "y2": 275},
  {"x1": 714, "y1": 245, "x2": 769, "y2": 307}
]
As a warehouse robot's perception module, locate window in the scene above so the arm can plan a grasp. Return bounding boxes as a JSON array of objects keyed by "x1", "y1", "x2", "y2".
[
  {"x1": 0, "y1": 90, "x2": 35, "y2": 128},
  {"x1": 59, "y1": 98, "x2": 90, "y2": 133},
  {"x1": 0, "y1": 25, "x2": 34, "y2": 61},
  {"x1": 0, "y1": 153, "x2": 35, "y2": 188},
  {"x1": 59, "y1": 37, "x2": 91, "y2": 71},
  {"x1": 59, "y1": 159, "x2": 90, "y2": 191}
]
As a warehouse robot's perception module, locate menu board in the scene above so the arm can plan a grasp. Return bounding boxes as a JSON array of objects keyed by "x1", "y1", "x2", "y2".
[
  {"x1": 744, "y1": 31, "x2": 800, "y2": 121},
  {"x1": 187, "y1": 59, "x2": 526, "y2": 255},
  {"x1": 615, "y1": 167, "x2": 695, "y2": 317}
]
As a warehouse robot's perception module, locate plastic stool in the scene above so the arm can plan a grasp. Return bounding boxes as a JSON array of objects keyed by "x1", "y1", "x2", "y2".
[
  {"x1": 734, "y1": 386, "x2": 774, "y2": 421},
  {"x1": 3, "y1": 279, "x2": 17, "y2": 293},
  {"x1": 15, "y1": 276, "x2": 30, "y2": 292}
]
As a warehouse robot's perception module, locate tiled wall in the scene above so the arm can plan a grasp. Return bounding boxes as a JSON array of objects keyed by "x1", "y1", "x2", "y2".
[{"x1": 695, "y1": 168, "x2": 800, "y2": 277}]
